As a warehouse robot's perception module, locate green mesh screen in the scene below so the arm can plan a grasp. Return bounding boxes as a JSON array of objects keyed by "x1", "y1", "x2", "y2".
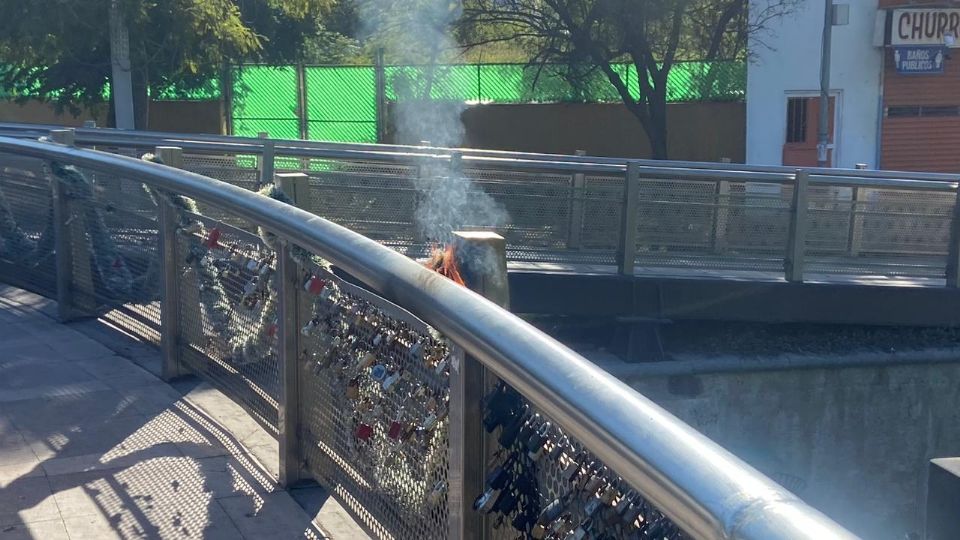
[
  {"x1": 305, "y1": 66, "x2": 377, "y2": 143},
  {"x1": 232, "y1": 66, "x2": 300, "y2": 139}
]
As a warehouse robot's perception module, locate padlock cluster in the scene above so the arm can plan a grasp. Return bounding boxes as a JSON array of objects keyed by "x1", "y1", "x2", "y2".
[
  {"x1": 478, "y1": 382, "x2": 684, "y2": 540},
  {"x1": 300, "y1": 267, "x2": 453, "y2": 504}
]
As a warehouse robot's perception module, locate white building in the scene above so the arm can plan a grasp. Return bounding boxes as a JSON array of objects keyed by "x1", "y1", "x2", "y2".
[{"x1": 747, "y1": 1, "x2": 960, "y2": 172}]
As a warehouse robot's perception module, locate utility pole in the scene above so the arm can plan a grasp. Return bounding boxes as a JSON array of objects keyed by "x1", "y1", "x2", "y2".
[
  {"x1": 109, "y1": 0, "x2": 136, "y2": 129},
  {"x1": 817, "y1": 0, "x2": 833, "y2": 168}
]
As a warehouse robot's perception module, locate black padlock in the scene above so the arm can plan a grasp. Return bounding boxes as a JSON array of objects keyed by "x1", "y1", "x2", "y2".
[
  {"x1": 498, "y1": 412, "x2": 527, "y2": 447},
  {"x1": 494, "y1": 488, "x2": 519, "y2": 515},
  {"x1": 486, "y1": 463, "x2": 512, "y2": 490}
]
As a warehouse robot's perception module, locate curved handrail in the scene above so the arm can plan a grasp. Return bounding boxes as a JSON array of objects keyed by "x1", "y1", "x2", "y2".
[
  {"x1": 0, "y1": 136, "x2": 857, "y2": 539},
  {"x1": 0, "y1": 121, "x2": 957, "y2": 188}
]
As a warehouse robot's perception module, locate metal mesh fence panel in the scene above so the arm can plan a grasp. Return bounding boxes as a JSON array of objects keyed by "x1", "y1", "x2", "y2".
[
  {"x1": 804, "y1": 185, "x2": 953, "y2": 278},
  {"x1": 577, "y1": 175, "x2": 623, "y2": 264},
  {"x1": 482, "y1": 383, "x2": 685, "y2": 539},
  {"x1": 298, "y1": 262, "x2": 452, "y2": 539},
  {"x1": 0, "y1": 155, "x2": 57, "y2": 297},
  {"x1": 65, "y1": 167, "x2": 162, "y2": 343},
  {"x1": 175, "y1": 211, "x2": 281, "y2": 436}
]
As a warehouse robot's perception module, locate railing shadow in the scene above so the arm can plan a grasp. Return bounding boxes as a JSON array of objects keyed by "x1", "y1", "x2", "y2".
[{"x1": 1, "y1": 387, "x2": 324, "y2": 539}]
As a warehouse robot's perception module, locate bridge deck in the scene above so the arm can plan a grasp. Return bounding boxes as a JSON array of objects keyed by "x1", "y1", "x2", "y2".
[{"x1": 0, "y1": 286, "x2": 365, "y2": 540}]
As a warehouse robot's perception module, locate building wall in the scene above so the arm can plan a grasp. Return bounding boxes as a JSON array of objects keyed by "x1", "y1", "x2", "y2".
[
  {"x1": 0, "y1": 100, "x2": 224, "y2": 134},
  {"x1": 747, "y1": 1, "x2": 884, "y2": 168},
  {"x1": 879, "y1": 2, "x2": 960, "y2": 172},
  {"x1": 621, "y1": 359, "x2": 960, "y2": 540}
]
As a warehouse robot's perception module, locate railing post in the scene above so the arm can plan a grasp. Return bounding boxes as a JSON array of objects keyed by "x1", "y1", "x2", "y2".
[
  {"x1": 785, "y1": 169, "x2": 810, "y2": 283},
  {"x1": 275, "y1": 172, "x2": 309, "y2": 487},
  {"x1": 567, "y1": 149, "x2": 586, "y2": 250},
  {"x1": 617, "y1": 162, "x2": 641, "y2": 275},
  {"x1": 711, "y1": 179, "x2": 730, "y2": 253},
  {"x1": 257, "y1": 132, "x2": 274, "y2": 190},
  {"x1": 296, "y1": 63, "x2": 309, "y2": 140},
  {"x1": 926, "y1": 458, "x2": 960, "y2": 539},
  {"x1": 945, "y1": 184, "x2": 960, "y2": 288},
  {"x1": 49, "y1": 129, "x2": 77, "y2": 322},
  {"x1": 847, "y1": 187, "x2": 863, "y2": 257},
  {"x1": 374, "y1": 48, "x2": 387, "y2": 144},
  {"x1": 155, "y1": 146, "x2": 188, "y2": 381},
  {"x1": 448, "y1": 231, "x2": 509, "y2": 540}
]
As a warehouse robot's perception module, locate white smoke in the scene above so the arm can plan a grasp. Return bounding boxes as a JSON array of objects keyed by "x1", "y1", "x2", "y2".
[{"x1": 358, "y1": 0, "x2": 509, "y2": 244}]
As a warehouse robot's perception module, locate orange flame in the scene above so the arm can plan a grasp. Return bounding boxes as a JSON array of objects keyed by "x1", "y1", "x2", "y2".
[{"x1": 425, "y1": 244, "x2": 466, "y2": 286}]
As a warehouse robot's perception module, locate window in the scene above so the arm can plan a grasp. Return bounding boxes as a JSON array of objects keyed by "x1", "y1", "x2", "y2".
[
  {"x1": 887, "y1": 105, "x2": 960, "y2": 118},
  {"x1": 786, "y1": 97, "x2": 807, "y2": 143}
]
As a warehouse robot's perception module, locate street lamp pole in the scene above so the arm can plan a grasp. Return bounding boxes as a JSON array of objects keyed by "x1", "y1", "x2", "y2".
[{"x1": 817, "y1": 0, "x2": 833, "y2": 167}]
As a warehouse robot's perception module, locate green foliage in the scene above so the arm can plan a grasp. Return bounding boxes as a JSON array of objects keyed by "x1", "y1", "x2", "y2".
[{"x1": 0, "y1": 0, "x2": 336, "y2": 114}]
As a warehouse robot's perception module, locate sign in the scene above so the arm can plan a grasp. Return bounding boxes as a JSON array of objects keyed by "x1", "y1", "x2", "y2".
[
  {"x1": 891, "y1": 9, "x2": 960, "y2": 47},
  {"x1": 894, "y1": 46, "x2": 945, "y2": 75}
]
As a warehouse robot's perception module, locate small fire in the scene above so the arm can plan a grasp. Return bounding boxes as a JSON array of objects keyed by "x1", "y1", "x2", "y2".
[{"x1": 425, "y1": 244, "x2": 466, "y2": 286}]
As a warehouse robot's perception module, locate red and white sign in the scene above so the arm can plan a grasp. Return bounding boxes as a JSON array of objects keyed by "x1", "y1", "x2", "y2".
[{"x1": 891, "y1": 9, "x2": 960, "y2": 47}]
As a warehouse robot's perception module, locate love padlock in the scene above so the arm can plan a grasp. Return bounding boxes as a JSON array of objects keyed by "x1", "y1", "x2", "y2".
[
  {"x1": 346, "y1": 377, "x2": 361, "y2": 400},
  {"x1": 305, "y1": 275, "x2": 326, "y2": 295},
  {"x1": 246, "y1": 258, "x2": 260, "y2": 272},
  {"x1": 205, "y1": 227, "x2": 222, "y2": 248},
  {"x1": 427, "y1": 480, "x2": 446, "y2": 505},
  {"x1": 355, "y1": 422, "x2": 374, "y2": 440},
  {"x1": 382, "y1": 369, "x2": 402, "y2": 391},
  {"x1": 370, "y1": 364, "x2": 387, "y2": 382},
  {"x1": 387, "y1": 419, "x2": 404, "y2": 440}
]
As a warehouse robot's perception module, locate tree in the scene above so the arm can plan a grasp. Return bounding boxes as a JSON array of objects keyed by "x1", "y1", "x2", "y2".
[
  {"x1": 0, "y1": 0, "x2": 335, "y2": 128},
  {"x1": 460, "y1": 0, "x2": 798, "y2": 159}
]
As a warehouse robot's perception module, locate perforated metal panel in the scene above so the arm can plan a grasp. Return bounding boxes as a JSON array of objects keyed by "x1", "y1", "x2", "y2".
[
  {"x1": 175, "y1": 213, "x2": 280, "y2": 435},
  {"x1": 485, "y1": 389, "x2": 686, "y2": 540},
  {"x1": 298, "y1": 262, "x2": 452, "y2": 540},
  {"x1": 0, "y1": 155, "x2": 57, "y2": 297}
]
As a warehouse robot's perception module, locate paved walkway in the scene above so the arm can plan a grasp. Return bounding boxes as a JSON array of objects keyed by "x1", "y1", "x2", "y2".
[{"x1": 0, "y1": 286, "x2": 367, "y2": 540}]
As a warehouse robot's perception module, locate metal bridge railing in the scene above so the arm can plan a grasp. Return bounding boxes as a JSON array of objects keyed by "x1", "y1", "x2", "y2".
[
  {"x1": 0, "y1": 133, "x2": 857, "y2": 539},
  {"x1": 1, "y1": 122, "x2": 958, "y2": 286}
]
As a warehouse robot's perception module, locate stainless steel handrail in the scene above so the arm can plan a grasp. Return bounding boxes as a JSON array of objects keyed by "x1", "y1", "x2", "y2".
[
  {"x1": 0, "y1": 121, "x2": 957, "y2": 186},
  {"x1": 0, "y1": 135, "x2": 856, "y2": 539}
]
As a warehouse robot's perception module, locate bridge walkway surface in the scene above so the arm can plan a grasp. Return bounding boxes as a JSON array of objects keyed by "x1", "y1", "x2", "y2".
[{"x1": 0, "y1": 285, "x2": 368, "y2": 540}]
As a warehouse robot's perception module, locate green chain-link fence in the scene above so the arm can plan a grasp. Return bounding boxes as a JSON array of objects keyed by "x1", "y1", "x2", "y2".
[
  {"x1": 232, "y1": 61, "x2": 745, "y2": 143},
  {"x1": 2, "y1": 61, "x2": 744, "y2": 143}
]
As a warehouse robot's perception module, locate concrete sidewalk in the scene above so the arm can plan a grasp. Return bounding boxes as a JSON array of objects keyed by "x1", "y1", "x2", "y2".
[{"x1": 0, "y1": 286, "x2": 368, "y2": 540}]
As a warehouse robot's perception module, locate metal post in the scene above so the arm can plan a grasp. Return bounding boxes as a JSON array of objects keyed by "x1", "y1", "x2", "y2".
[
  {"x1": 847, "y1": 187, "x2": 863, "y2": 257},
  {"x1": 257, "y1": 133, "x2": 275, "y2": 191},
  {"x1": 817, "y1": 0, "x2": 833, "y2": 167},
  {"x1": 275, "y1": 171, "x2": 309, "y2": 487},
  {"x1": 926, "y1": 458, "x2": 960, "y2": 539},
  {"x1": 785, "y1": 170, "x2": 810, "y2": 282},
  {"x1": 375, "y1": 48, "x2": 387, "y2": 144},
  {"x1": 275, "y1": 173, "x2": 311, "y2": 212},
  {"x1": 296, "y1": 63, "x2": 309, "y2": 140},
  {"x1": 711, "y1": 180, "x2": 730, "y2": 253},
  {"x1": 156, "y1": 146, "x2": 187, "y2": 380},
  {"x1": 945, "y1": 186, "x2": 960, "y2": 288},
  {"x1": 49, "y1": 130, "x2": 76, "y2": 322},
  {"x1": 568, "y1": 150, "x2": 587, "y2": 250},
  {"x1": 448, "y1": 231, "x2": 509, "y2": 540},
  {"x1": 617, "y1": 162, "x2": 641, "y2": 276},
  {"x1": 277, "y1": 240, "x2": 302, "y2": 487}
]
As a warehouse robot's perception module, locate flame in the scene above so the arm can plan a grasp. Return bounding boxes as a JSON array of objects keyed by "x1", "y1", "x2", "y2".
[{"x1": 425, "y1": 244, "x2": 466, "y2": 286}]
